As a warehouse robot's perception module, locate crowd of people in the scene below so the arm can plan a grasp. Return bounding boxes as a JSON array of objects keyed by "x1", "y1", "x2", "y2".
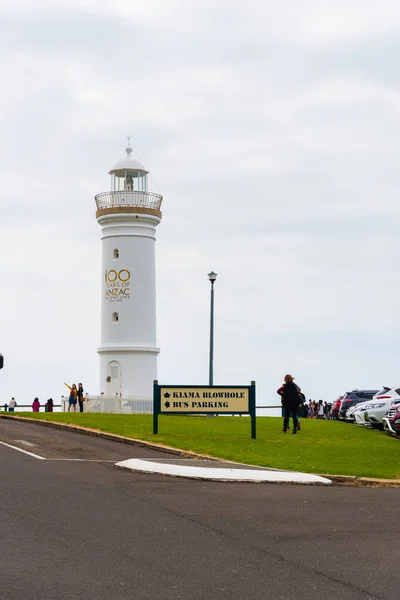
[
  {"x1": 301, "y1": 400, "x2": 334, "y2": 420},
  {"x1": 5, "y1": 381, "x2": 85, "y2": 413},
  {"x1": 5, "y1": 397, "x2": 54, "y2": 412}
]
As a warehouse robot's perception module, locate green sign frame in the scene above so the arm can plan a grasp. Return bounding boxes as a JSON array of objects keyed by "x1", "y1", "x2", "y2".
[{"x1": 153, "y1": 380, "x2": 256, "y2": 439}]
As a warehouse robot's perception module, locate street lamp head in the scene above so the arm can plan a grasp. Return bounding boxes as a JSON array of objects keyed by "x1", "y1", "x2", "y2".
[{"x1": 208, "y1": 271, "x2": 218, "y2": 283}]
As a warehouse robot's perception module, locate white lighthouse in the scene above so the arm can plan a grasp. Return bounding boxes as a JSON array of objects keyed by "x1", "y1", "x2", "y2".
[{"x1": 95, "y1": 141, "x2": 163, "y2": 400}]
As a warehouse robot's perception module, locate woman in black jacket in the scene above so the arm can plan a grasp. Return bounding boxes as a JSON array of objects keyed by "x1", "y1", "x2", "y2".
[
  {"x1": 77, "y1": 383, "x2": 85, "y2": 413},
  {"x1": 277, "y1": 374, "x2": 302, "y2": 434}
]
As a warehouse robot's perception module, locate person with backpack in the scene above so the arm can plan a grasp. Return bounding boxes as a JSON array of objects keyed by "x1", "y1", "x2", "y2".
[
  {"x1": 277, "y1": 381, "x2": 298, "y2": 430},
  {"x1": 277, "y1": 374, "x2": 303, "y2": 434}
]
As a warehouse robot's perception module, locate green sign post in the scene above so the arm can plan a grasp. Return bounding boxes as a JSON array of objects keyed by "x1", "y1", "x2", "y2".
[{"x1": 153, "y1": 380, "x2": 256, "y2": 439}]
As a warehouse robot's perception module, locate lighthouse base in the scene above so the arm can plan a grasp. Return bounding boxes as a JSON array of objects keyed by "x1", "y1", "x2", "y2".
[{"x1": 98, "y1": 345, "x2": 159, "y2": 401}]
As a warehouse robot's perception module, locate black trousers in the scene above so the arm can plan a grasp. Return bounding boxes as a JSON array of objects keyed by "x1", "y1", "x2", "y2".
[
  {"x1": 78, "y1": 399, "x2": 84, "y2": 413},
  {"x1": 283, "y1": 405, "x2": 298, "y2": 430}
]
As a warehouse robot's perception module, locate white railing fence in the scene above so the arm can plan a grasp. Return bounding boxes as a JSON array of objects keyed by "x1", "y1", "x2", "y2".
[
  {"x1": 95, "y1": 190, "x2": 163, "y2": 211},
  {"x1": 61, "y1": 395, "x2": 153, "y2": 414}
]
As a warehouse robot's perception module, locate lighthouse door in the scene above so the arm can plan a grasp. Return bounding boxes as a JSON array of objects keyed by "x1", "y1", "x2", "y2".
[{"x1": 107, "y1": 361, "x2": 121, "y2": 397}]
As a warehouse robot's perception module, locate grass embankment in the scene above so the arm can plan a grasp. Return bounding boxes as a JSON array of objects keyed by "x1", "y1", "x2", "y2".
[{"x1": 5, "y1": 412, "x2": 400, "y2": 479}]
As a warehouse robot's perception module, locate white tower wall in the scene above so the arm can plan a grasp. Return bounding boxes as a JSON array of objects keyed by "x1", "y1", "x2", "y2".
[{"x1": 95, "y1": 145, "x2": 163, "y2": 401}]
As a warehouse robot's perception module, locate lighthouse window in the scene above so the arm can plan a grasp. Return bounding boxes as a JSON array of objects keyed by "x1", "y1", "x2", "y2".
[
  {"x1": 113, "y1": 249, "x2": 119, "y2": 259},
  {"x1": 112, "y1": 312, "x2": 119, "y2": 322}
]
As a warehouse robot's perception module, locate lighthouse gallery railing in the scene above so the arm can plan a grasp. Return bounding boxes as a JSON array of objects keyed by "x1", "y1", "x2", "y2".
[{"x1": 95, "y1": 190, "x2": 163, "y2": 211}]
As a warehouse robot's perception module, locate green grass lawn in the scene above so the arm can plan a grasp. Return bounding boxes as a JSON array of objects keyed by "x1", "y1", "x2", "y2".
[{"x1": 4, "y1": 412, "x2": 400, "y2": 479}]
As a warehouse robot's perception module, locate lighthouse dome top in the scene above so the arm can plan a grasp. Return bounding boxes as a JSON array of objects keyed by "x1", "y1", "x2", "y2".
[
  {"x1": 109, "y1": 143, "x2": 149, "y2": 177},
  {"x1": 95, "y1": 140, "x2": 163, "y2": 217}
]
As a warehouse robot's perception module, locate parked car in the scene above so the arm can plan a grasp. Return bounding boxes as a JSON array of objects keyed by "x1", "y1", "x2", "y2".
[
  {"x1": 339, "y1": 390, "x2": 379, "y2": 419},
  {"x1": 331, "y1": 396, "x2": 343, "y2": 420},
  {"x1": 345, "y1": 404, "x2": 361, "y2": 422},
  {"x1": 353, "y1": 401, "x2": 374, "y2": 425},
  {"x1": 383, "y1": 403, "x2": 400, "y2": 435},
  {"x1": 365, "y1": 387, "x2": 400, "y2": 430}
]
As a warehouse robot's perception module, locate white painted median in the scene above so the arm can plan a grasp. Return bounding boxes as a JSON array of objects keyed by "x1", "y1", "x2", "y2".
[{"x1": 116, "y1": 459, "x2": 332, "y2": 485}]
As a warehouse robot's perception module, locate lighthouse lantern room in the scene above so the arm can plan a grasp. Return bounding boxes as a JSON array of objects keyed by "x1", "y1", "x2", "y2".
[{"x1": 94, "y1": 142, "x2": 163, "y2": 401}]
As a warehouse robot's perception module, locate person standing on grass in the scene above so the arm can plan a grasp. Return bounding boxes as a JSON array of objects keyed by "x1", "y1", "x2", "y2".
[
  {"x1": 64, "y1": 383, "x2": 78, "y2": 412},
  {"x1": 277, "y1": 374, "x2": 303, "y2": 434},
  {"x1": 8, "y1": 397, "x2": 17, "y2": 412},
  {"x1": 277, "y1": 377, "x2": 304, "y2": 432},
  {"x1": 277, "y1": 382, "x2": 296, "y2": 430},
  {"x1": 323, "y1": 401, "x2": 329, "y2": 419},
  {"x1": 312, "y1": 401, "x2": 318, "y2": 418},
  {"x1": 45, "y1": 398, "x2": 54, "y2": 412},
  {"x1": 32, "y1": 398, "x2": 40, "y2": 412},
  {"x1": 317, "y1": 400, "x2": 324, "y2": 419},
  {"x1": 77, "y1": 383, "x2": 84, "y2": 413}
]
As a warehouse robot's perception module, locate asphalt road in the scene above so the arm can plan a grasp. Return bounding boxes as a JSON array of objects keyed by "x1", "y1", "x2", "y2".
[{"x1": 1, "y1": 419, "x2": 399, "y2": 600}]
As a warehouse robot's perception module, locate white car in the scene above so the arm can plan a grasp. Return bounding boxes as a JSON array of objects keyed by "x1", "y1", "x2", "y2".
[
  {"x1": 345, "y1": 404, "x2": 360, "y2": 422},
  {"x1": 365, "y1": 386, "x2": 400, "y2": 430},
  {"x1": 353, "y1": 401, "x2": 374, "y2": 425}
]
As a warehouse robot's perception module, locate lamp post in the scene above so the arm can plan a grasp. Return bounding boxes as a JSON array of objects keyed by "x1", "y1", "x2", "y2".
[{"x1": 208, "y1": 271, "x2": 217, "y2": 386}]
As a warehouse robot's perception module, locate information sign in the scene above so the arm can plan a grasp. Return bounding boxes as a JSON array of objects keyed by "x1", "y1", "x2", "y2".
[{"x1": 153, "y1": 381, "x2": 256, "y2": 438}]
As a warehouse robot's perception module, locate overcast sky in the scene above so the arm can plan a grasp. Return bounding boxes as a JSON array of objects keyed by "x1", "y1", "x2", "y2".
[{"x1": 1, "y1": 0, "x2": 400, "y2": 409}]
